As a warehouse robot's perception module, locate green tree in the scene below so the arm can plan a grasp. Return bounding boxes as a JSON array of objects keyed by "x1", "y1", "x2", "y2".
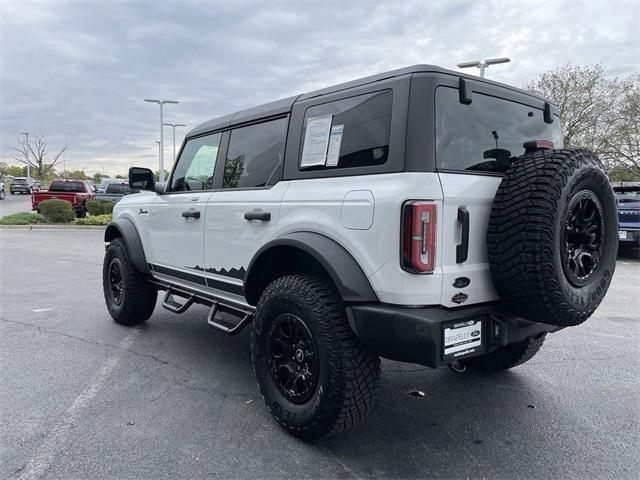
[
  {"x1": 525, "y1": 64, "x2": 639, "y2": 179},
  {"x1": 65, "y1": 169, "x2": 87, "y2": 180}
]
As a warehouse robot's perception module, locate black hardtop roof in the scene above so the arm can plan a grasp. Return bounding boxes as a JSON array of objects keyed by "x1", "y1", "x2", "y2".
[{"x1": 187, "y1": 64, "x2": 548, "y2": 138}]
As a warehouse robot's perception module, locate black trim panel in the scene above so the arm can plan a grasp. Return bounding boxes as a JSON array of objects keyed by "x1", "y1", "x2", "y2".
[
  {"x1": 104, "y1": 219, "x2": 150, "y2": 275},
  {"x1": 152, "y1": 264, "x2": 208, "y2": 287},
  {"x1": 152, "y1": 264, "x2": 245, "y2": 295}
]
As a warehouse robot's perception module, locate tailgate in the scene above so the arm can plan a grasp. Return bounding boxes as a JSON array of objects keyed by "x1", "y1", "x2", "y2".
[
  {"x1": 34, "y1": 192, "x2": 79, "y2": 205},
  {"x1": 438, "y1": 173, "x2": 500, "y2": 307}
]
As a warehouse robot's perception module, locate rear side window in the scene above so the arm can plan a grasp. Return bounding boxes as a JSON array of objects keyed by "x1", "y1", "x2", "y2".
[
  {"x1": 223, "y1": 117, "x2": 288, "y2": 189},
  {"x1": 170, "y1": 132, "x2": 222, "y2": 192},
  {"x1": 49, "y1": 181, "x2": 85, "y2": 192},
  {"x1": 299, "y1": 90, "x2": 392, "y2": 170},
  {"x1": 435, "y1": 87, "x2": 563, "y2": 173}
]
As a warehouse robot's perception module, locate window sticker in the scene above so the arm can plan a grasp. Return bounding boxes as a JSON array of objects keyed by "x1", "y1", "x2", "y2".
[
  {"x1": 325, "y1": 124, "x2": 344, "y2": 167},
  {"x1": 300, "y1": 114, "x2": 332, "y2": 168}
]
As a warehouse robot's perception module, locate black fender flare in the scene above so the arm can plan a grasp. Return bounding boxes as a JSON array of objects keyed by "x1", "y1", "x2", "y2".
[
  {"x1": 104, "y1": 218, "x2": 150, "y2": 275},
  {"x1": 244, "y1": 231, "x2": 378, "y2": 304}
]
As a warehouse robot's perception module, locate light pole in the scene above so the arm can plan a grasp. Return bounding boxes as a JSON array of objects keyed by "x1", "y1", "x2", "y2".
[
  {"x1": 20, "y1": 132, "x2": 31, "y2": 183},
  {"x1": 163, "y1": 123, "x2": 186, "y2": 163},
  {"x1": 144, "y1": 99, "x2": 178, "y2": 183},
  {"x1": 156, "y1": 141, "x2": 162, "y2": 181},
  {"x1": 457, "y1": 57, "x2": 511, "y2": 79}
]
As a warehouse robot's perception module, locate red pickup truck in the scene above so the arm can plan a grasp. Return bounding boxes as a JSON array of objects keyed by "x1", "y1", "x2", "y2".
[{"x1": 32, "y1": 179, "x2": 95, "y2": 217}]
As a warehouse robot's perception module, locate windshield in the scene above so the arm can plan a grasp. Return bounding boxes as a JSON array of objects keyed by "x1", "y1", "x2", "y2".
[
  {"x1": 614, "y1": 187, "x2": 640, "y2": 204},
  {"x1": 435, "y1": 87, "x2": 563, "y2": 173},
  {"x1": 49, "y1": 181, "x2": 85, "y2": 192}
]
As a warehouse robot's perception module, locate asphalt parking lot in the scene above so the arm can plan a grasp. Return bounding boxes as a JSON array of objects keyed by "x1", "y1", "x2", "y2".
[
  {"x1": 0, "y1": 194, "x2": 33, "y2": 217},
  {"x1": 1, "y1": 229, "x2": 638, "y2": 480}
]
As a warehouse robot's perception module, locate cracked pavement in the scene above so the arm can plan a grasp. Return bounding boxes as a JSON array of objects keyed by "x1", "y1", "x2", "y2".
[{"x1": 1, "y1": 230, "x2": 638, "y2": 479}]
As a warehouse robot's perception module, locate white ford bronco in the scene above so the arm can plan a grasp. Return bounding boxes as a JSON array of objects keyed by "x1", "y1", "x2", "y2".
[{"x1": 103, "y1": 65, "x2": 617, "y2": 439}]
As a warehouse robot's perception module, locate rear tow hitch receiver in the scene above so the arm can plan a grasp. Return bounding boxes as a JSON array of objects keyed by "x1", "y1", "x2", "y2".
[{"x1": 447, "y1": 361, "x2": 467, "y2": 373}]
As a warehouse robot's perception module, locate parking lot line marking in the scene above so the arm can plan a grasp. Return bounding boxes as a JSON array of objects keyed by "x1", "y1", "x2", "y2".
[
  {"x1": 17, "y1": 329, "x2": 139, "y2": 480},
  {"x1": 31, "y1": 308, "x2": 52, "y2": 313}
]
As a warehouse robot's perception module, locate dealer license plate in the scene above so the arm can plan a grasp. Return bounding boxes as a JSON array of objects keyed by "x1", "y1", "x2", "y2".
[
  {"x1": 619, "y1": 231, "x2": 628, "y2": 239},
  {"x1": 443, "y1": 319, "x2": 484, "y2": 361}
]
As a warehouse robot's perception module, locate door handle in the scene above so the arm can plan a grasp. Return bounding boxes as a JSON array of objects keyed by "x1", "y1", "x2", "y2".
[
  {"x1": 456, "y1": 206, "x2": 469, "y2": 263},
  {"x1": 182, "y1": 209, "x2": 201, "y2": 219},
  {"x1": 244, "y1": 211, "x2": 271, "y2": 222}
]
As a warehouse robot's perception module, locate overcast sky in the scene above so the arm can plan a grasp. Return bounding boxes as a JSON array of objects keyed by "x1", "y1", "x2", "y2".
[{"x1": 1, "y1": 0, "x2": 638, "y2": 176}]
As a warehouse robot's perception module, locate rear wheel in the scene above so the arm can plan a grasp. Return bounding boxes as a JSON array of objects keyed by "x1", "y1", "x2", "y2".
[
  {"x1": 103, "y1": 238, "x2": 157, "y2": 325},
  {"x1": 464, "y1": 334, "x2": 546, "y2": 372},
  {"x1": 251, "y1": 274, "x2": 381, "y2": 439}
]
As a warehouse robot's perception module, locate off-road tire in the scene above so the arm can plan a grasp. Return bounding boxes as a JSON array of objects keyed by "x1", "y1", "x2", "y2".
[
  {"x1": 464, "y1": 334, "x2": 546, "y2": 372},
  {"x1": 103, "y1": 237, "x2": 157, "y2": 326},
  {"x1": 488, "y1": 149, "x2": 617, "y2": 327},
  {"x1": 251, "y1": 274, "x2": 381, "y2": 440}
]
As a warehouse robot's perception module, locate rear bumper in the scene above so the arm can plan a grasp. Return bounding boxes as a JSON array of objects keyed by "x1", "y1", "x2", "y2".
[{"x1": 347, "y1": 303, "x2": 561, "y2": 368}]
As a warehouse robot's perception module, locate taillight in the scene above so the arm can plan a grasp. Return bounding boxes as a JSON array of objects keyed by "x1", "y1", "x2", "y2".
[{"x1": 401, "y1": 201, "x2": 436, "y2": 273}]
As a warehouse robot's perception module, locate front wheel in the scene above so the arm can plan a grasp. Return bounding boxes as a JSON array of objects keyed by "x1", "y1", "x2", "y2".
[
  {"x1": 103, "y1": 238, "x2": 157, "y2": 325},
  {"x1": 251, "y1": 274, "x2": 381, "y2": 439}
]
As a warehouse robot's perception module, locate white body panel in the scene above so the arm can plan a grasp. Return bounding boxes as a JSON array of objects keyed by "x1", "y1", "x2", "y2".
[
  {"x1": 114, "y1": 171, "x2": 499, "y2": 309},
  {"x1": 278, "y1": 173, "x2": 445, "y2": 306},
  {"x1": 437, "y1": 173, "x2": 500, "y2": 307},
  {"x1": 148, "y1": 192, "x2": 212, "y2": 274},
  {"x1": 202, "y1": 182, "x2": 289, "y2": 299}
]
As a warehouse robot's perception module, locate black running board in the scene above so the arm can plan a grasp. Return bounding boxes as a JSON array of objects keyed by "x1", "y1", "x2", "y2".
[{"x1": 153, "y1": 279, "x2": 253, "y2": 335}]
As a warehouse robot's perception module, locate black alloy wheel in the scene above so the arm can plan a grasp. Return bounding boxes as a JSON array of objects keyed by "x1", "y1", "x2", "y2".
[
  {"x1": 108, "y1": 258, "x2": 124, "y2": 306},
  {"x1": 268, "y1": 313, "x2": 319, "y2": 404},
  {"x1": 562, "y1": 190, "x2": 604, "y2": 287}
]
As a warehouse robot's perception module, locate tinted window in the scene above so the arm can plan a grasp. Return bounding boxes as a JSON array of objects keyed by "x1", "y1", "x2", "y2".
[
  {"x1": 170, "y1": 132, "x2": 221, "y2": 191},
  {"x1": 49, "y1": 181, "x2": 85, "y2": 192},
  {"x1": 435, "y1": 87, "x2": 563, "y2": 173},
  {"x1": 13, "y1": 178, "x2": 27, "y2": 184},
  {"x1": 105, "y1": 183, "x2": 129, "y2": 194},
  {"x1": 223, "y1": 117, "x2": 287, "y2": 189},
  {"x1": 300, "y1": 90, "x2": 392, "y2": 170}
]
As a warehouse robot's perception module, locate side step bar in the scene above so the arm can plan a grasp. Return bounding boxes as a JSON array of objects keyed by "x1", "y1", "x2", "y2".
[
  {"x1": 155, "y1": 282, "x2": 254, "y2": 336},
  {"x1": 207, "y1": 302, "x2": 253, "y2": 335}
]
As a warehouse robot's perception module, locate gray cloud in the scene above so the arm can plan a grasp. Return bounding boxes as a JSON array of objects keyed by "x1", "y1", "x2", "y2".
[{"x1": 1, "y1": 0, "x2": 637, "y2": 175}]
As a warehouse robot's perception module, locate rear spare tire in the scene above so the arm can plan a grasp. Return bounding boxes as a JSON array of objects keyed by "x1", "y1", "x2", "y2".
[{"x1": 488, "y1": 149, "x2": 617, "y2": 327}]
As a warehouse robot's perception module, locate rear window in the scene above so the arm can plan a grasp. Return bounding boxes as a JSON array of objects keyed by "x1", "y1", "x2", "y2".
[
  {"x1": 299, "y1": 90, "x2": 392, "y2": 170},
  {"x1": 13, "y1": 178, "x2": 27, "y2": 184},
  {"x1": 105, "y1": 183, "x2": 129, "y2": 194},
  {"x1": 435, "y1": 87, "x2": 563, "y2": 173},
  {"x1": 49, "y1": 181, "x2": 85, "y2": 192}
]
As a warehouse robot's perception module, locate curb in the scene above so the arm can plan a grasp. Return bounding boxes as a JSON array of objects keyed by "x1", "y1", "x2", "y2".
[{"x1": 0, "y1": 225, "x2": 106, "y2": 230}]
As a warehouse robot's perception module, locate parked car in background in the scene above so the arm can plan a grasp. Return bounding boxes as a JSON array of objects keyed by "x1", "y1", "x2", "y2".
[
  {"x1": 97, "y1": 178, "x2": 113, "y2": 193},
  {"x1": 0, "y1": 181, "x2": 5, "y2": 200},
  {"x1": 96, "y1": 181, "x2": 135, "y2": 202},
  {"x1": 10, "y1": 177, "x2": 41, "y2": 195},
  {"x1": 32, "y1": 179, "x2": 95, "y2": 217},
  {"x1": 614, "y1": 184, "x2": 640, "y2": 248}
]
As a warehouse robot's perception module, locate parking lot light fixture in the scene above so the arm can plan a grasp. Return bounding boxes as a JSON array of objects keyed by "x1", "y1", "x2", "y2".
[
  {"x1": 144, "y1": 99, "x2": 179, "y2": 183},
  {"x1": 457, "y1": 57, "x2": 511, "y2": 78},
  {"x1": 163, "y1": 123, "x2": 187, "y2": 163}
]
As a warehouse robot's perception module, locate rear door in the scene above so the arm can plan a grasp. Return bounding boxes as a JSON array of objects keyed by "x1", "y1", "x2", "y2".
[
  {"x1": 147, "y1": 132, "x2": 222, "y2": 288},
  {"x1": 203, "y1": 117, "x2": 289, "y2": 302},
  {"x1": 435, "y1": 85, "x2": 562, "y2": 307}
]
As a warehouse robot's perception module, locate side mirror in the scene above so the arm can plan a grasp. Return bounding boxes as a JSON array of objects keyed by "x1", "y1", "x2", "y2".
[{"x1": 128, "y1": 167, "x2": 155, "y2": 192}]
